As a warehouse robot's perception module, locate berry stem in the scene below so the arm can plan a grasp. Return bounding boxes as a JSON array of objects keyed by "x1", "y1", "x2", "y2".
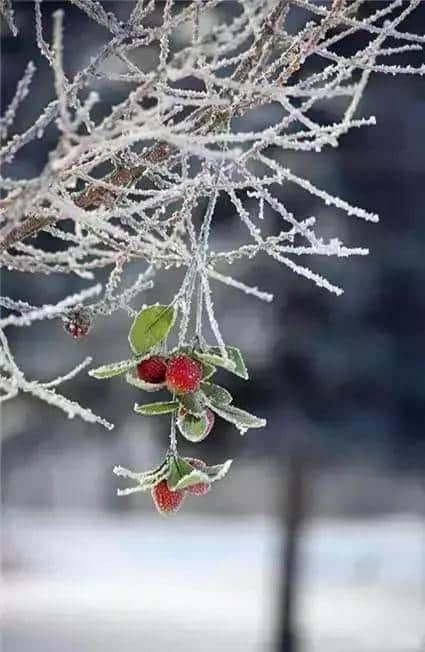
[
  {"x1": 169, "y1": 407, "x2": 177, "y2": 455},
  {"x1": 177, "y1": 261, "x2": 197, "y2": 346},
  {"x1": 195, "y1": 276, "x2": 203, "y2": 342}
]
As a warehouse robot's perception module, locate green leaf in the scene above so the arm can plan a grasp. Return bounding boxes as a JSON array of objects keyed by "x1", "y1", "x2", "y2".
[
  {"x1": 167, "y1": 457, "x2": 233, "y2": 491},
  {"x1": 177, "y1": 411, "x2": 211, "y2": 442},
  {"x1": 207, "y1": 401, "x2": 266, "y2": 433},
  {"x1": 172, "y1": 468, "x2": 210, "y2": 491},
  {"x1": 89, "y1": 359, "x2": 135, "y2": 379},
  {"x1": 114, "y1": 460, "x2": 170, "y2": 493},
  {"x1": 194, "y1": 350, "x2": 234, "y2": 370},
  {"x1": 134, "y1": 400, "x2": 179, "y2": 415},
  {"x1": 126, "y1": 371, "x2": 165, "y2": 392},
  {"x1": 208, "y1": 346, "x2": 248, "y2": 379},
  {"x1": 200, "y1": 361, "x2": 216, "y2": 381},
  {"x1": 167, "y1": 456, "x2": 196, "y2": 490},
  {"x1": 128, "y1": 304, "x2": 176, "y2": 355},
  {"x1": 194, "y1": 346, "x2": 248, "y2": 379},
  {"x1": 200, "y1": 381, "x2": 232, "y2": 405},
  {"x1": 177, "y1": 390, "x2": 205, "y2": 416},
  {"x1": 203, "y1": 459, "x2": 233, "y2": 483}
]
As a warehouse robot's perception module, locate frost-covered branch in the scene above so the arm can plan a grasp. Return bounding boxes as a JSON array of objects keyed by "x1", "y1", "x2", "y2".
[{"x1": 1, "y1": 0, "x2": 424, "y2": 423}]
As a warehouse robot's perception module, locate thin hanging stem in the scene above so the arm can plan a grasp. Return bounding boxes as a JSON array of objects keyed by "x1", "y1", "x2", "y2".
[
  {"x1": 169, "y1": 409, "x2": 177, "y2": 455},
  {"x1": 195, "y1": 275, "x2": 204, "y2": 344}
]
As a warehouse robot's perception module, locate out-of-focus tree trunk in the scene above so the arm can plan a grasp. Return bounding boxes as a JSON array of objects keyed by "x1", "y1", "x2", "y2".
[{"x1": 276, "y1": 452, "x2": 309, "y2": 652}]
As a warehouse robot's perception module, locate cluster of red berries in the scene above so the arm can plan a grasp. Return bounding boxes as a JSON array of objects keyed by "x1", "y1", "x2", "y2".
[
  {"x1": 136, "y1": 353, "x2": 202, "y2": 394},
  {"x1": 89, "y1": 304, "x2": 244, "y2": 516},
  {"x1": 62, "y1": 307, "x2": 92, "y2": 340},
  {"x1": 151, "y1": 458, "x2": 209, "y2": 515},
  {"x1": 136, "y1": 353, "x2": 216, "y2": 441}
]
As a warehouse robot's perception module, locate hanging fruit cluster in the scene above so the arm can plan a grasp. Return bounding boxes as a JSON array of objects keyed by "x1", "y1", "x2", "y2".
[
  {"x1": 89, "y1": 304, "x2": 266, "y2": 515},
  {"x1": 62, "y1": 306, "x2": 92, "y2": 340}
]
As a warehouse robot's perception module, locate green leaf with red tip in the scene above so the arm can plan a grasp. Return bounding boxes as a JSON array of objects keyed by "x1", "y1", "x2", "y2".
[
  {"x1": 200, "y1": 381, "x2": 232, "y2": 405},
  {"x1": 89, "y1": 359, "x2": 136, "y2": 379},
  {"x1": 134, "y1": 400, "x2": 179, "y2": 415},
  {"x1": 177, "y1": 390, "x2": 206, "y2": 416},
  {"x1": 125, "y1": 371, "x2": 165, "y2": 392},
  {"x1": 128, "y1": 304, "x2": 176, "y2": 356},
  {"x1": 177, "y1": 410, "x2": 211, "y2": 442},
  {"x1": 206, "y1": 401, "x2": 266, "y2": 433}
]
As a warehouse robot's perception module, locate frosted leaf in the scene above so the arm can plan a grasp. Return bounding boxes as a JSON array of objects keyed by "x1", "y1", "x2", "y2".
[
  {"x1": 171, "y1": 468, "x2": 210, "y2": 491},
  {"x1": 177, "y1": 414, "x2": 207, "y2": 442},
  {"x1": 167, "y1": 456, "x2": 232, "y2": 491},
  {"x1": 114, "y1": 460, "x2": 170, "y2": 494},
  {"x1": 207, "y1": 400, "x2": 266, "y2": 433},
  {"x1": 200, "y1": 381, "x2": 232, "y2": 406},
  {"x1": 194, "y1": 346, "x2": 248, "y2": 380},
  {"x1": 177, "y1": 391, "x2": 206, "y2": 418},
  {"x1": 207, "y1": 346, "x2": 248, "y2": 380},
  {"x1": 128, "y1": 305, "x2": 176, "y2": 356},
  {"x1": 125, "y1": 371, "x2": 165, "y2": 392},
  {"x1": 134, "y1": 400, "x2": 179, "y2": 415},
  {"x1": 89, "y1": 359, "x2": 136, "y2": 379}
]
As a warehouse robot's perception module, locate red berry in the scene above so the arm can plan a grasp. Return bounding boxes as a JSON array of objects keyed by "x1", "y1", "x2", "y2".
[
  {"x1": 62, "y1": 307, "x2": 92, "y2": 340},
  {"x1": 184, "y1": 457, "x2": 210, "y2": 496},
  {"x1": 165, "y1": 354, "x2": 202, "y2": 394},
  {"x1": 151, "y1": 480, "x2": 185, "y2": 515},
  {"x1": 136, "y1": 356, "x2": 167, "y2": 384}
]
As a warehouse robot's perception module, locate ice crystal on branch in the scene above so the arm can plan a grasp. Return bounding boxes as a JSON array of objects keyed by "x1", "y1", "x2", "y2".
[{"x1": 1, "y1": 0, "x2": 424, "y2": 430}]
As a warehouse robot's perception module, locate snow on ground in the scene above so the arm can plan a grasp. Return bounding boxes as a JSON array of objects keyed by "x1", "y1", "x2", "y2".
[{"x1": 2, "y1": 511, "x2": 424, "y2": 652}]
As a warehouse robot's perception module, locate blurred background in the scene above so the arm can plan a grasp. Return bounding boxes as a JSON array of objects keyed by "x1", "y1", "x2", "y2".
[{"x1": 1, "y1": 2, "x2": 425, "y2": 651}]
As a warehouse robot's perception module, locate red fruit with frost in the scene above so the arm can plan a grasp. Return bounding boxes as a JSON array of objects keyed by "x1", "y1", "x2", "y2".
[
  {"x1": 151, "y1": 480, "x2": 185, "y2": 515},
  {"x1": 136, "y1": 356, "x2": 167, "y2": 384},
  {"x1": 184, "y1": 457, "x2": 211, "y2": 495},
  {"x1": 62, "y1": 307, "x2": 92, "y2": 340},
  {"x1": 165, "y1": 354, "x2": 202, "y2": 394}
]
